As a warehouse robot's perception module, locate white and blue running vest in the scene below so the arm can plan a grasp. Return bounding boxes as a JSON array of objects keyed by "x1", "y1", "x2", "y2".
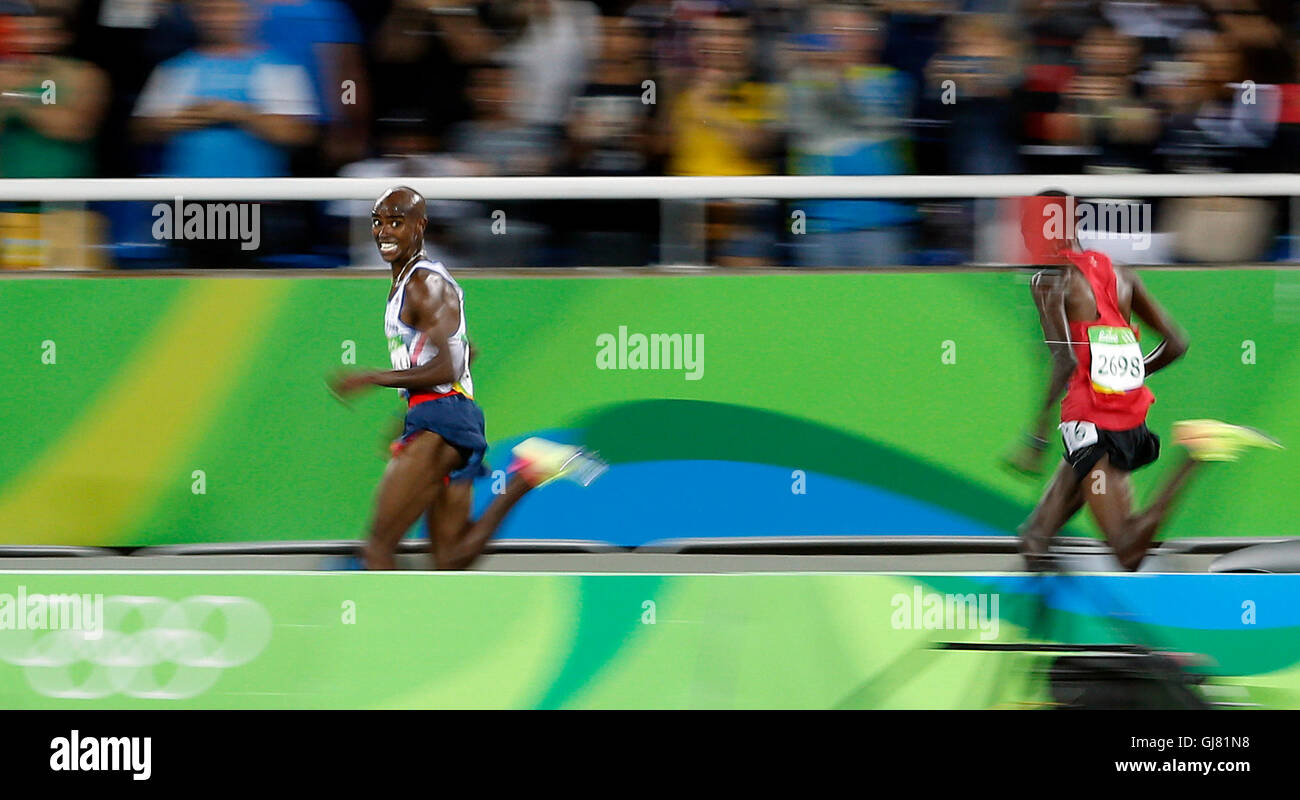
[{"x1": 383, "y1": 256, "x2": 474, "y2": 400}]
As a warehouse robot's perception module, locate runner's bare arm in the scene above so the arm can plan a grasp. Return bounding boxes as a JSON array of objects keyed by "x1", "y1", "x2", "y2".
[
  {"x1": 1028, "y1": 269, "x2": 1077, "y2": 440},
  {"x1": 368, "y1": 273, "x2": 461, "y2": 390},
  {"x1": 329, "y1": 273, "x2": 460, "y2": 397},
  {"x1": 1003, "y1": 270, "x2": 1076, "y2": 474},
  {"x1": 1125, "y1": 268, "x2": 1188, "y2": 377}
]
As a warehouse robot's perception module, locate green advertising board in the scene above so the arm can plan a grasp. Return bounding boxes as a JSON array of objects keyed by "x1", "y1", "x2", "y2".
[{"x1": 0, "y1": 270, "x2": 1296, "y2": 547}]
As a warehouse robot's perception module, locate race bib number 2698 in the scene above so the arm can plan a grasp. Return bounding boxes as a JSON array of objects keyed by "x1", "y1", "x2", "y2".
[{"x1": 1088, "y1": 326, "x2": 1144, "y2": 393}]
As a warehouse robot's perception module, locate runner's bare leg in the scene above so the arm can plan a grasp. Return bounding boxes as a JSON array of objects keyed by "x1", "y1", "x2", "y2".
[
  {"x1": 427, "y1": 474, "x2": 534, "y2": 570},
  {"x1": 1018, "y1": 460, "x2": 1086, "y2": 570},
  {"x1": 363, "y1": 431, "x2": 464, "y2": 570},
  {"x1": 1081, "y1": 454, "x2": 1199, "y2": 571}
]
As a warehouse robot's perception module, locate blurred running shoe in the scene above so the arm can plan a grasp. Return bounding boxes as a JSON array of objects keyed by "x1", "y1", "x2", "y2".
[
  {"x1": 1172, "y1": 419, "x2": 1283, "y2": 462},
  {"x1": 510, "y1": 437, "x2": 608, "y2": 487}
]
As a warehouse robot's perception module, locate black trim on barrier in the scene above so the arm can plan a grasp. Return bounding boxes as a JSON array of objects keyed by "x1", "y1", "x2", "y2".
[
  {"x1": 133, "y1": 538, "x2": 625, "y2": 556},
  {"x1": 1209, "y1": 539, "x2": 1300, "y2": 572},
  {"x1": 479, "y1": 540, "x2": 627, "y2": 554},
  {"x1": 636, "y1": 535, "x2": 1291, "y2": 557},
  {"x1": 636, "y1": 535, "x2": 1106, "y2": 555},
  {"x1": 0, "y1": 546, "x2": 121, "y2": 558},
  {"x1": 0, "y1": 536, "x2": 1286, "y2": 560},
  {"x1": 940, "y1": 642, "x2": 1151, "y2": 653},
  {"x1": 1160, "y1": 537, "x2": 1294, "y2": 555}
]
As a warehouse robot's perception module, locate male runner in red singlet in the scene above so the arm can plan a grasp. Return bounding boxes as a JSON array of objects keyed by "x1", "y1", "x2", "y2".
[
  {"x1": 1012, "y1": 191, "x2": 1281, "y2": 571},
  {"x1": 330, "y1": 186, "x2": 605, "y2": 570}
]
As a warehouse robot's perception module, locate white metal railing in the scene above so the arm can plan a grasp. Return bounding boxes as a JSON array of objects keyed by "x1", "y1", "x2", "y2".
[
  {"x1": 0, "y1": 174, "x2": 1298, "y2": 200},
  {"x1": 1, "y1": 174, "x2": 1296, "y2": 268}
]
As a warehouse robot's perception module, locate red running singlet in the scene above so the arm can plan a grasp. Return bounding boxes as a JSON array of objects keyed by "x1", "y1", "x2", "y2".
[{"x1": 1059, "y1": 250, "x2": 1155, "y2": 430}]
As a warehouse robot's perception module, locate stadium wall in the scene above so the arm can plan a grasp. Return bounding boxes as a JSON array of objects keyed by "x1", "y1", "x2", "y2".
[{"x1": 0, "y1": 270, "x2": 1296, "y2": 547}]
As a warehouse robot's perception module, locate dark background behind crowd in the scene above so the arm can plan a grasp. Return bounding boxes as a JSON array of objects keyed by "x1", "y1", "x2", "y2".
[{"x1": 0, "y1": 0, "x2": 1297, "y2": 268}]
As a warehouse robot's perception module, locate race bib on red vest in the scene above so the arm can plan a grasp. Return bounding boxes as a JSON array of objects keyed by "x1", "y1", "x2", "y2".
[{"x1": 1088, "y1": 326, "x2": 1144, "y2": 393}]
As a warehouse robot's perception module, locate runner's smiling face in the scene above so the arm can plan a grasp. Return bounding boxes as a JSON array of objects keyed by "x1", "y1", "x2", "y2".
[{"x1": 371, "y1": 199, "x2": 426, "y2": 265}]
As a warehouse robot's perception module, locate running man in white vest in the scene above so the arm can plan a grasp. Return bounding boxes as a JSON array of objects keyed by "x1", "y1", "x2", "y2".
[{"x1": 330, "y1": 186, "x2": 605, "y2": 569}]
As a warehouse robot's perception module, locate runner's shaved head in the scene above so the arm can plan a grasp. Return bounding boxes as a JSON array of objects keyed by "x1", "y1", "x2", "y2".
[{"x1": 374, "y1": 186, "x2": 426, "y2": 221}]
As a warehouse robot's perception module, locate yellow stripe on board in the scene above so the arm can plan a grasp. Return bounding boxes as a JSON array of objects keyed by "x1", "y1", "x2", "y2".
[{"x1": 0, "y1": 280, "x2": 286, "y2": 545}]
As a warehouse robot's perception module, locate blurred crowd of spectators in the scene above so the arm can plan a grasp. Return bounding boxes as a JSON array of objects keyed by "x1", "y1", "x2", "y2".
[{"x1": 0, "y1": 0, "x2": 1298, "y2": 268}]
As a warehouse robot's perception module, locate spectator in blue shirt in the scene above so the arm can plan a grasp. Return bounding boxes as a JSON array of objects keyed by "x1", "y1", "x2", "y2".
[{"x1": 131, "y1": 0, "x2": 317, "y2": 177}]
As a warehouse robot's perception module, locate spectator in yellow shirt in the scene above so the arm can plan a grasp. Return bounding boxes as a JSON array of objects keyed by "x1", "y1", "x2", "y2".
[{"x1": 668, "y1": 11, "x2": 782, "y2": 266}]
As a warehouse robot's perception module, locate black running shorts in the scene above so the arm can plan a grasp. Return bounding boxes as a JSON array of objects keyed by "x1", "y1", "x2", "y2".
[{"x1": 1060, "y1": 421, "x2": 1161, "y2": 481}]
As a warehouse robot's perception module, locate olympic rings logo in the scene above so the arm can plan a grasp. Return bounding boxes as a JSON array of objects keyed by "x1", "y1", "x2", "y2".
[{"x1": 0, "y1": 595, "x2": 272, "y2": 700}]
